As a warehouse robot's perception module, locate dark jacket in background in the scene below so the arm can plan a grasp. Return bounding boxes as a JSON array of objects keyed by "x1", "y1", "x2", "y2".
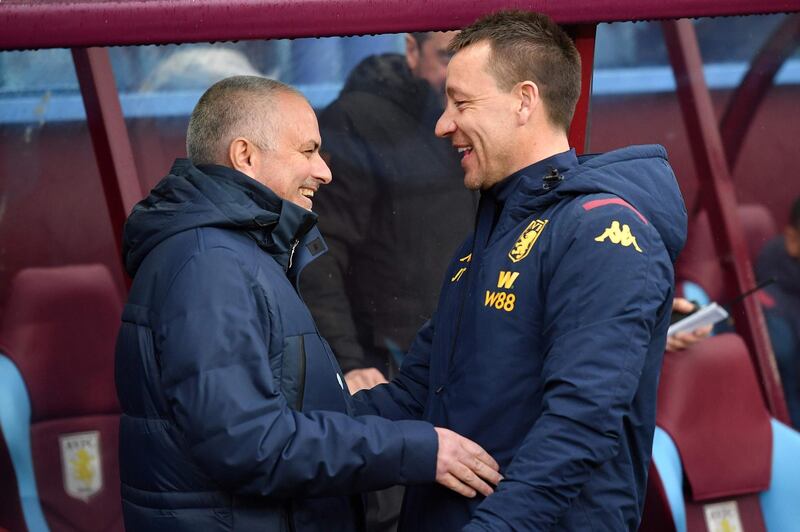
[
  {"x1": 357, "y1": 145, "x2": 687, "y2": 531},
  {"x1": 757, "y1": 236, "x2": 800, "y2": 427},
  {"x1": 302, "y1": 53, "x2": 477, "y2": 376},
  {"x1": 115, "y1": 160, "x2": 437, "y2": 532}
]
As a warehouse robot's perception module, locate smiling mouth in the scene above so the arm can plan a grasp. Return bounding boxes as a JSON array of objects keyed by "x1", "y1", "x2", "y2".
[
  {"x1": 299, "y1": 187, "x2": 315, "y2": 199},
  {"x1": 456, "y1": 146, "x2": 473, "y2": 157}
]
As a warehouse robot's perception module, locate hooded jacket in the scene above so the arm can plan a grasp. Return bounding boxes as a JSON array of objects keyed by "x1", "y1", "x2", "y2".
[
  {"x1": 301, "y1": 53, "x2": 477, "y2": 376},
  {"x1": 356, "y1": 145, "x2": 687, "y2": 531},
  {"x1": 115, "y1": 160, "x2": 437, "y2": 532}
]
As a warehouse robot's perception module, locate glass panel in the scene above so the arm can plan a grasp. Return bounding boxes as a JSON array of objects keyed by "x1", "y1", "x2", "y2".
[{"x1": 0, "y1": 49, "x2": 125, "y2": 326}]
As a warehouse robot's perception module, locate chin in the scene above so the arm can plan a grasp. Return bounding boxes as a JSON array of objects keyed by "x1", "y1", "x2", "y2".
[{"x1": 463, "y1": 175, "x2": 482, "y2": 191}]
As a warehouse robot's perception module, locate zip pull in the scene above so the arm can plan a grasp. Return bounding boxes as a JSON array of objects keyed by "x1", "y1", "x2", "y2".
[{"x1": 288, "y1": 238, "x2": 300, "y2": 270}]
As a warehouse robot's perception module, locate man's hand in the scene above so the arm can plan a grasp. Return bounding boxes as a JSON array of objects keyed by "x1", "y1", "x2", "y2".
[
  {"x1": 434, "y1": 427, "x2": 502, "y2": 498},
  {"x1": 344, "y1": 368, "x2": 388, "y2": 393},
  {"x1": 666, "y1": 298, "x2": 713, "y2": 351}
]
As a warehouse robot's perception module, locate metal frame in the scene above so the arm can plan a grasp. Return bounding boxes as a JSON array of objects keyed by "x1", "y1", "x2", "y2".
[
  {"x1": 568, "y1": 24, "x2": 597, "y2": 154},
  {"x1": 663, "y1": 18, "x2": 791, "y2": 422},
  {"x1": 720, "y1": 14, "x2": 800, "y2": 170},
  {"x1": 1, "y1": 0, "x2": 797, "y2": 51},
  {"x1": 72, "y1": 47, "x2": 142, "y2": 287}
]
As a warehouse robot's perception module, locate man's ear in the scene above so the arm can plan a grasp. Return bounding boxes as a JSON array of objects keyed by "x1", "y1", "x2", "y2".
[
  {"x1": 228, "y1": 137, "x2": 257, "y2": 179},
  {"x1": 516, "y1": 80, "x2": 540, "y2": 126},
  {"x1": 785, "y1": 225, "x2": 800, "y2": 259},
  {"x1": 405, "y1": 33, "x2": 420, "y2": 72}
]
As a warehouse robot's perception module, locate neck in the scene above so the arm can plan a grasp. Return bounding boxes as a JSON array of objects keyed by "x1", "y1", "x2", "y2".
[{"x1": 505, "y1": 128, "x2": 570, "y2": 178}]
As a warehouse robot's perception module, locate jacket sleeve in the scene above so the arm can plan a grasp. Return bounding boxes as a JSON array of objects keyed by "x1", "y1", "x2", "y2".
[
  {"x1": 155, "y1": 246, "x2": 437, "y2": 498},
  {"x1": 465, "y1": 205, "x2": 674, "y2": 531},
  {"x1": 301, "y1": 102, "x2": 378, "y2": 374},
  {"x1": 350, "y1": 317, "x2": 435, "y2": 420}
]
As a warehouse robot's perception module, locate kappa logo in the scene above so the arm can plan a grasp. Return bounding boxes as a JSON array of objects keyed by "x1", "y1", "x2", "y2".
[
  {"x1": 60, "y1": 431, "x2": 103, "y2": 502},
  {"x1": 594, "y1": 220, "x2": 643, "y2": 252},
  {"x1": 508, "y1": 220, "x2": 548, "y2": 263}
]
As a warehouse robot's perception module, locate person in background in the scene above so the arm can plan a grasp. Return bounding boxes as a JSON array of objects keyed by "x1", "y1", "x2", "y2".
[
  {"x1": 302, "y1": 31, "x2": 477, "y2": 394},
  {"x1": 757, "y1": 196, "x2": 800, "y2": 427},
  {"x1": 114, "y1": 75, "x2": 500, "y2": 532}
]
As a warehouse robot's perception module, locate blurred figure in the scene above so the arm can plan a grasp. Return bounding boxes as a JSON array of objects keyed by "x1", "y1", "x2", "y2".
[
  {"x1": 138, "y1": 46, "x2": 265, "y2": 91},
  {"x1": 302, "y1": 31, "x2": 476, "y2": 393},
  {"x1": 757, "y1": 196, "x2": 800, "y2": 427},
  {"x1": 300, "y1": 30, "x2": 477, "y2": 532}
]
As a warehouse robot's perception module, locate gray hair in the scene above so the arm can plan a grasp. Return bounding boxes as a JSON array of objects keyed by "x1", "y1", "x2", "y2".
[{"x1": 186, "y1": 75, "x2": 302, "y2": 165}]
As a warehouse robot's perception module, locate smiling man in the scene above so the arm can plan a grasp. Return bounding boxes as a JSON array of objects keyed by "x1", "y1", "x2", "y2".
[
  {"x1": 114, "y1": 76, "x2": 501, "y2": 532},
  {"x1": 353, "y1": 11, "x2": 687, "y2": 531}
]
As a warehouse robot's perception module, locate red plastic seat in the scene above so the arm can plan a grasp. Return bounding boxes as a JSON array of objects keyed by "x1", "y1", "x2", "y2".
[
  {"x1": 0, "y1": 265, "x2": 123, "y2": 531},
  {"x1": 641, "y1": 333, "x2": 800, "y2": 531}
]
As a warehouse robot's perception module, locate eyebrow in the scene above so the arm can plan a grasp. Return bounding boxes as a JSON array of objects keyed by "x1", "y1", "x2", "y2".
[{"x1": 446, "y1": 86, "x2": 466, "y2": 99}]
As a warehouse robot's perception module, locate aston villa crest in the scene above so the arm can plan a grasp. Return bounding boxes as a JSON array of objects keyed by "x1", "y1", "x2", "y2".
[
  {"x1": 59, "y1": 431, "x2": 102, "y2": 502},
  {"x1": 509, "y1": 219, "x2": 548, "y2": 263}
]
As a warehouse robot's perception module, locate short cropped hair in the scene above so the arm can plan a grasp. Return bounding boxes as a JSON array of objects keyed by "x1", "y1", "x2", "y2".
[
  {"x1": 449, "y1": 10, "x2": 581, "y2": 132},
  {"x1": 186, "y1": 75, "x2": 301, "y2": 165}
]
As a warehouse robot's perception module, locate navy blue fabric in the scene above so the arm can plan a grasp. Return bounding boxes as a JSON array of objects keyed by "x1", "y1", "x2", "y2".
[
  {"x1": 356, "y1": 145, "x2": 687, "y2": 531},
  {"x1": 116, "y1": 160, "x2": 438, "y2": 532}
]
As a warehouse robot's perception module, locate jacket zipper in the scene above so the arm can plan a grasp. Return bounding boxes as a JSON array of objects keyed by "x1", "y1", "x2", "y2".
[
  {"x1": 296, "y1": 336, "x2": 306, "y2": 411},
  {"x1": 287, "y1": 239, "x2": 300, "y2": 270}
]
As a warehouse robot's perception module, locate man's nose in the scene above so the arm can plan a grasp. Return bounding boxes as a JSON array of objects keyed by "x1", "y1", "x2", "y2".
[
  {"x1": 313, "y1": 153, "x2": 333, "y2": 184},
  {"x1": 435, "y1": 109, "x2": 456, "y2": 138}
]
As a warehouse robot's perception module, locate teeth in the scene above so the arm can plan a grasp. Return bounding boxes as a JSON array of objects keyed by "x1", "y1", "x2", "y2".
[
  {"x1": 457, "y1": 147, "x2": 472, "y2": 154},
  {"x1": 300, "y1": 188, "x2": 314, "y2": 198}
]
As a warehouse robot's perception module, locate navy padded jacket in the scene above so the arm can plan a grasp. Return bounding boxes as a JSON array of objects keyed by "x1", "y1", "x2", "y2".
[
  {"x1": 356, "y1": 145, "x2": 687, "y2": 531},
  {"x1": 115, "y1": 160, "x2": 437, "y2": 532}
]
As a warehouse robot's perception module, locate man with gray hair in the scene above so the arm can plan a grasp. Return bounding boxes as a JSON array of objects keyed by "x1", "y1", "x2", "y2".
[{"x1": 114, "y1": 75, "x2": 500, "y2": 532}]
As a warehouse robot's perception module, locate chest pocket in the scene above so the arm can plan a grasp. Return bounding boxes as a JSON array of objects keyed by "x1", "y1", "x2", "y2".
[{"x1": 282, "y1": 333, "x2": 350, "y2": 414}]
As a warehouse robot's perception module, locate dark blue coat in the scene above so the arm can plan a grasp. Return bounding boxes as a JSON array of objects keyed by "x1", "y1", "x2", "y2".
[
  {"x1": 357, "y1": 146, "x2": 687, "y2": 531},
  {"x1": 115, "y1": 161, "x2": 437, "y2": 531}
]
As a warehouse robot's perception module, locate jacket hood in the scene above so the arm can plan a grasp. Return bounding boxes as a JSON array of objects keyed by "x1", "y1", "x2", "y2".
[
  {"x1": 510, "y1": 145, "x2": 687, "y2": 262},
  {"x1": 122, "y1": 159, "x2": 316, "y2": 276},
  {"x1": 340, "y1": 53, "x2": 442, "y2": 125}
]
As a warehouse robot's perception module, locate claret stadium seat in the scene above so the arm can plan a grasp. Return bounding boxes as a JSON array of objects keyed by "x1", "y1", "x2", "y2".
[
  {"x1": 0, "y1": 264, "x2": 124, "y2": 531},
  {"x1": 640, "y1": 333, "x2": 800, "y2": 531}
]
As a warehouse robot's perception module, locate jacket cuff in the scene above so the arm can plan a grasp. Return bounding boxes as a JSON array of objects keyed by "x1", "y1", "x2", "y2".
[{"x1": 395, "y1": 420, "x2": 438, "y2": 484}]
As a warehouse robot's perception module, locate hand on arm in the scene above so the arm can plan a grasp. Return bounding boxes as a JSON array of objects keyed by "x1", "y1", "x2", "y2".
[
  {"x1": 344, "y1": 367, "x2": 388, "y2": 393},
  {"x1": 434, "y1": 428, "x2": 502, "y2": 498}
]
